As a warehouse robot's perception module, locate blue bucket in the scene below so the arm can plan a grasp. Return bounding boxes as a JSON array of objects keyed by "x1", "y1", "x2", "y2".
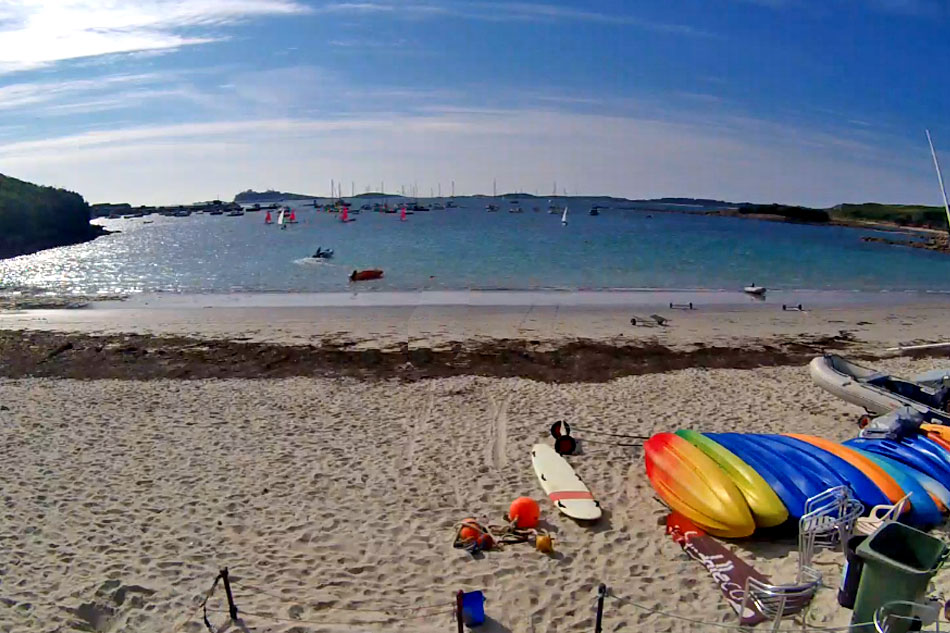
[{"x1": 461, "y1": 591, "x2": 486, "y2": 626}]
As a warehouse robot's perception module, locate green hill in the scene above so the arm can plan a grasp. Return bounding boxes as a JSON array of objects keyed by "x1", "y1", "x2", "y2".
[
  {"x1": 0, "y1": 174, "x2": 106, "y2": 259},
  {"x1": 830, "y1": 203, "x2": 949, "y2": 230}
]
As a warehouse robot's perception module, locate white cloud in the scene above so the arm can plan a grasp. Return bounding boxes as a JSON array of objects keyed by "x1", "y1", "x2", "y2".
[
  {"x1": 315, "y1": 1, "x2": 710, "y2": 35},
  {"x1": 0, "y1": 72, "x2": 165, "y2": 110},
  {"x1": 0, "y1": 108, "x2": 938, "y2": 207},
  {"x1": 0, "y1": 0, "x2": 310, "y2": 71}
]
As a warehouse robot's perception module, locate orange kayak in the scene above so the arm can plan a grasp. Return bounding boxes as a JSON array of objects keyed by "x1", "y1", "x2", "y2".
[
  {"x1": 921, "y1": 424, "x2": 950, "y2": 452},
  {"x1": 783, "y1": 434, "x2": 905, "y2": 503},
  {"x1": 350, "y1": 269, "x2": 384, "y2": 282}
]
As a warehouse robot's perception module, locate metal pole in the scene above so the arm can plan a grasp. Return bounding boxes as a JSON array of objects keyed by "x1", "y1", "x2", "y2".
[
  {"x1": 926, "y1": 129, "x2": 950, "y2": 238},
  {"x1": 594, "y1": 584, "x2": 607, "y2": 633},
  {"x1": 221, "y1": 567, "x2": 238, "y2": 621}
]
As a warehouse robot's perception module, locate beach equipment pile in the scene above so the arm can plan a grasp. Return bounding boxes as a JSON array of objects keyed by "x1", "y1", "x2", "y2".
[{"x1": 644, "y1": 429, "x2": 950, "y2": 537}]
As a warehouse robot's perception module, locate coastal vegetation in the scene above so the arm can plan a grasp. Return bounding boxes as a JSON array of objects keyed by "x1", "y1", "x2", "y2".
[
  {"x1": 829, "y1": 203, "x2": 949, "y2": 230},
  {"x1": 0, "y1": 173, "x2": 106, "y2": 259},
  {"x1": 737, "y1": 203, "x2": 831, "y2": 223}
]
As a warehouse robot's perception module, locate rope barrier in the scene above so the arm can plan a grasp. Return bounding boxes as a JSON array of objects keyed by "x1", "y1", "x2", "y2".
[
  {"x1": 230, "y1": 580, "x2": 449, "y2": 615},
  {"x1": 606, "y1": 591, "x2": 876, "y2": 632},
  {"x1": 208, "y1": 606, "x2": 452, "y2": 626}
]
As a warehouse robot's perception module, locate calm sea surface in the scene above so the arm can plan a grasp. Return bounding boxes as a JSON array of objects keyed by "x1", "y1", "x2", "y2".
[{"x1": 2, "y1": 198, "x2": 950, "y2": 298}]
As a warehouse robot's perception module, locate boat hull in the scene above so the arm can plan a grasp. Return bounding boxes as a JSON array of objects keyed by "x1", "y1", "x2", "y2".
[
  {"x1": 783, "y1": 433, "x2": 903, "y2": 504},
  {"x1": 675, "y1": 430, "x2": 787, "y2": 528},
  {"x1": 851, "y1": 450, "x2": 943, "y2": 527},
  {"x1": 707, "y1": 433, "x2": 843, "y2": 518},
  {"x1": 644, "y1": 433, "x2": 755, "y2": 538}
]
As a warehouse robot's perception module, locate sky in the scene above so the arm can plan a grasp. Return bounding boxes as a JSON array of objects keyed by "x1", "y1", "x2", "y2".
[{"x1": 0, "y1": 1, "x2": 947, "y2": 206}]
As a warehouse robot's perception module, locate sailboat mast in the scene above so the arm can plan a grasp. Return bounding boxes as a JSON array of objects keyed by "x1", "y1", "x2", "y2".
[{"x1": 926, "y1": 129, "x2": 950, "y2": 238}]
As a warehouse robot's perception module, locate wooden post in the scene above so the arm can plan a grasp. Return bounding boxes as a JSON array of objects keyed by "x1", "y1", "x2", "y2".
[
  {"x1": 456, "y1": 590, "x2": 464, "y2": 633},
  {"x1": 594, "y1": 584, "x2": 607, "y2": 633},
  {"x1": 221, "y1": 567, "x2": 238, "y2": 621}
]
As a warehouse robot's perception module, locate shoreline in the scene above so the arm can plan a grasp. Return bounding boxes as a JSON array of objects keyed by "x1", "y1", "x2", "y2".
[
  {"x1": 6, "y1": 287, "x2": 950, "y2": 312},
  {"x1": 3, "y1": 301, "x2": 950, "y2": 380}
]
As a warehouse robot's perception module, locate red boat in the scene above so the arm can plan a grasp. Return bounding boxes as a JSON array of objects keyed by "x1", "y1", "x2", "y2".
[{"x1": 350, "y1": 269, "x2": 384, "y2": 282}]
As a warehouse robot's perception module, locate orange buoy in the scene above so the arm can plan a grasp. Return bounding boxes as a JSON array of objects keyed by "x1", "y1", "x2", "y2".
[
  {"x1": 459, "y1": 518, "x2": 481, "y2": 543},
  {"x1": 508, "y1": 497, "x2": 540, "y2": 529},
  {"x1": 458, "y1": 518, "x2": 494, "y2": 549}
]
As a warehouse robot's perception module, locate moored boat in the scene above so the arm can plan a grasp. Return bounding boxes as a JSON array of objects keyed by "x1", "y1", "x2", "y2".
[{"x1": 350, "y1": 269, "x2": 384, "y2": 282}]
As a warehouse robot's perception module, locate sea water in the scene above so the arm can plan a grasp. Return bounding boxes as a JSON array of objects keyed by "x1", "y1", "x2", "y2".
[{"x1": 2, "y1": 198, "x2": 950, "y2": 300}]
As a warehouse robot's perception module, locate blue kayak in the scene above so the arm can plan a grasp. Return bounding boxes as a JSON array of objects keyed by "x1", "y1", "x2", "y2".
[
  {"x1": 907, "y1": 436, "x2": 950, "y2": 478},
  {"x1": 761, "y1": 435, "x2": 891, "y2": 510},
  {"x1": 707, "y1": 433, "x2": 837, "y2": 519},
  {"x1": 850, "y1": 449, "x2": 942, "y2": 528},
  {"x1": 844, "y1": 437, "x2": 950, "y2": 489}
]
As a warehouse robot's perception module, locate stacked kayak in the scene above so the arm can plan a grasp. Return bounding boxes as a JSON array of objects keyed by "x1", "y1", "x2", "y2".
[{"x1": 644, "y1": 430, "x2": 950, "y2": 538}]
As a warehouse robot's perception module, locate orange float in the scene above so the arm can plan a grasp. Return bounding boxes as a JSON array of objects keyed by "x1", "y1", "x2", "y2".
[
  {"x1": 508, "y1": 497, "x2": 540, "y2": 529},
  {"x1": 458, "y1": 518, "x2": 493, "y2": 549}
]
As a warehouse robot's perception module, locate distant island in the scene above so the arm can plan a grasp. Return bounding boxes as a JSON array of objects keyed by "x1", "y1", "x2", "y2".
[
  {"x1": 235, "y1": 189, "x2": 319, "y2": 203},
  {"x1": 0, "y1": 173, "x2": 109, "y2": 259},
  {"x1": 235, "y1": 189, "x2": 402, "y2": 202}
]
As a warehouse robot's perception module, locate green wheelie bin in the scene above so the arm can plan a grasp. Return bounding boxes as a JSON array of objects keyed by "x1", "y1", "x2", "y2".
[{"x1": 850, "y1": 522, "x2": 948, "y2": 633}]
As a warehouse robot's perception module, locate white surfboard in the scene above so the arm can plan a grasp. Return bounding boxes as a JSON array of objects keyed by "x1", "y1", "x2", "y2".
[{"x1": 531, "y1": 443, "x2": 602, "y2": 521}]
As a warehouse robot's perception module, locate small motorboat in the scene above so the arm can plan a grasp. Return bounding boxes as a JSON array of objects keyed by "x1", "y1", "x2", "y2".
[
  {"x1": 810, "y1": 354, "x2": 950, "y2": 415},
  {"x1": 311, "y1": 248, "x2": 334, "y2": 259},
  {"x1": 743, "y1": 284, "x2": 767, "y2": 296},
  {"x1": 350, "y1": 269, "x2": 384, "y2": 282},
  {"x1": 589, "y1": 207, "x2": 600, "y2": 216}
]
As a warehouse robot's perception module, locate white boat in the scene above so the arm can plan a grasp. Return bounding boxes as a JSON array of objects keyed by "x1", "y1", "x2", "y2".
[
  {"x1": 743, "y1": 284, "x2": 767, "y2": 296},
  {"x1": 561, "y1": 207, "x2": 568, "y2": 225},
  {"x1": 809, "y1": 354, "x2": 950, "y2": 415}
]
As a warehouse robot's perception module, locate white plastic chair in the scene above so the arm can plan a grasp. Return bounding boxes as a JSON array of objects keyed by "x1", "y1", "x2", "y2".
[
  {"x1": 739, "y1": 566, "x2": 822, "y2": 632},
  {"x1": 874, "y1": 600, "x2": 941, "y2": 633},
  {"x1": 855, "y1": 494, "x2": 912, "y2": 536}
]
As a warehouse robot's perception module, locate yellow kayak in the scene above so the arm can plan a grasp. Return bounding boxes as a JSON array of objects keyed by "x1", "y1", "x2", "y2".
[
  {"x1": 676, "y1": 430, "x2": 788, "y2": 528},
  {"x1": 645, "y1": 433, "x2": 756, "y2": 538}
]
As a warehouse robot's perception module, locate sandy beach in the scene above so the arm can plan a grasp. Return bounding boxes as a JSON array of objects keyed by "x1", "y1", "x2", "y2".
[{"x1": 3, "y1": 302, "x2": 950, "y2": 632}]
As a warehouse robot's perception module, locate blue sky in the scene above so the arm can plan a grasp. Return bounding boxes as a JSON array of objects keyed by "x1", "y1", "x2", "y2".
[{"x1": 0, "y1": 0, "x2": 947, "y2": 206}]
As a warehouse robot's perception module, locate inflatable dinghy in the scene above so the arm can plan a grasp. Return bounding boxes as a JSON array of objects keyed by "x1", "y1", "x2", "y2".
[{"x1": 809, "y1": 354, "x2": 950, "y2": 415}]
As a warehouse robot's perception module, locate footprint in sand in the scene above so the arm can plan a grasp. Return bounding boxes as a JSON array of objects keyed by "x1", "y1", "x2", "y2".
[{"x1": 485, "y1": 390, "x2": 512, "y2": 470}]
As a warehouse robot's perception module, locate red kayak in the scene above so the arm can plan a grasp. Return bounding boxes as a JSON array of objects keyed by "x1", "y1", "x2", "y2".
[{"x1": 350, "y1": 269, "x2": 384, "y2": 282}]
